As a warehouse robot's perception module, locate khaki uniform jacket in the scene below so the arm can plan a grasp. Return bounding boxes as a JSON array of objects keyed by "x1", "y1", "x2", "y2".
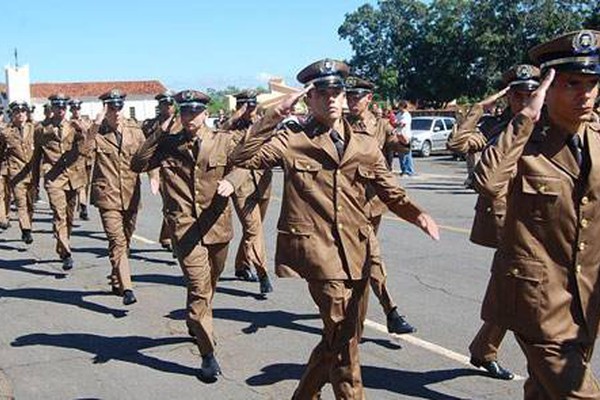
[
  {"x1": 89, "y1": 119, "x2": 146, "y2": 211},
  {"x1": 35, "y1": 119, "x2": 87, "y2": 190},
  {"x1": 229, "y1": 118, "x2": 272, "y2": 200},
  {"x1": 72, "y1": 116, "x2": 94, "y2": 165},
  {"x1": 0, "y1": 121, "x2": 37, "y2": 186},
  {"x1": 232, "y1": 111, "x2": 424, "y2": 281},
  {"x1": 475, "y1": 114, "x2": 600, "y2": 342},
  {"x1": 449, "y1": 105, "x2": 512, "y2": 248},
  {"x1": 348, "y1": 111, "x2": 392, "y2": 219},
  {"x1": 131, "y1": 125, "x2": 250, "y2": 245}
]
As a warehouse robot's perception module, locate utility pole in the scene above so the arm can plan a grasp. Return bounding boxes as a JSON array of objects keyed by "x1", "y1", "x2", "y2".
[{"x1": 14, "y1": 48, "x2": 19, "y2": 68}]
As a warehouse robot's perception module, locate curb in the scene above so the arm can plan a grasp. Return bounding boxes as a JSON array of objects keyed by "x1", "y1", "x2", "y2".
[{"x1": 0, "y1": 369, "x2": 14, "y2": 400}]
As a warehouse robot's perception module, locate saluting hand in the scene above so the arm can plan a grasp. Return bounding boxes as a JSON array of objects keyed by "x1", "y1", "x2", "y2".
[
  {"x1": 520, "y1": 68, "x2": 555, "y2": 122},
  {"x1": 216, "y1": 180, "x2": 235, "y2": 197},
  {"x1": 95, "y1": 104, "x2": 107, "y2": 125},
  {"x1": 478, "y1": 86, "x2": 510, "y2": 109},
  {"x1": 416, "y1": 213, "x2": 440, "y2": 241},
  {"x1": 161, "y1": 114, "x2": 176, "y2": 133},
  {"x1": 275, "y1": 84, "x2": 314, "y2": 117}
]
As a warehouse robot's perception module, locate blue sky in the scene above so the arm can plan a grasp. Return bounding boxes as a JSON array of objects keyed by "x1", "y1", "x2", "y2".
[{"x1": 1, "y1": 1, "x2": 375, "y2": 91}]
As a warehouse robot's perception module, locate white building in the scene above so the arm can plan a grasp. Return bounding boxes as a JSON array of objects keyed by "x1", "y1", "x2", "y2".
[{"x1": 2, "y1": 64, "x2": 167, "y2": 122}]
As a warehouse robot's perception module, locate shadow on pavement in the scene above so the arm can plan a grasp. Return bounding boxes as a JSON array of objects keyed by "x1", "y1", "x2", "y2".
[
  {"x1": 11, "y1": 333, "x2": 197, "y2": 377},
  {"x1": 0, "y1": 287, "x2": 128, "y2": 318},
  {"x1": 213, "y1": 308, "x2": 321, "y2": 336},
  {"x1": 247, "y1": 363, "x2": 480, "y2": 399},
  {"x1": 0, "y1": 258, "x2": 67, "y2": 279},
  {"x1": 133, "y1": 273, "x2": 185, "y2": 287}
]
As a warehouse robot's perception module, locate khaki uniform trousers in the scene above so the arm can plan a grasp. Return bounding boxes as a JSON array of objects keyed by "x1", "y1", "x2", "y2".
[
  {"x1": 78, "y1": 162, "x2": 93, "y2": 207},
  {"x1": 173, "y1": 220, "x2": 229, "y2": 356},
  {"x1": 293, "y1": 279, "x2": 369, "y2": 400},
  {"x1": 46, "y1": 186, "x2": 78, "y2": 259},
  {"x1": 0, "y1": 175, "x2": 11, "y2": 225},
  {"x1": 12, "y1": 183, "x2": 35, "y2": 230},
  {"x1": 159, "y1": 217, "x2": 173, "y2": 246},
  {"x1": 515, "y1": 334, "x2": 600, "y2": 400},
  {"x1": 232, "y1": 193, "x2": 269, "y2": 278},
  {"x1": 368, "y1": 215, "x2": 396, "y2": 315},
  {"x1": 99, "y1": 208, "x2": 138, "y2": 293},
  {"x1": 469, "y1": 321, "x2": 507, "y2": 362}
]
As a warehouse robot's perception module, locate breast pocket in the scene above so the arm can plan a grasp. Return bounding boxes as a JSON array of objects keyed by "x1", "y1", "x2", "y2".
[
  {"x1": 292, "y1": 158, "x2": 322, "y2": 192},
  {"x1": 520, "y1": 175, "x2": 562, "y2": 222},
  {"x1": 208, "y1": 156, "x2": 227, "y2": 178}
]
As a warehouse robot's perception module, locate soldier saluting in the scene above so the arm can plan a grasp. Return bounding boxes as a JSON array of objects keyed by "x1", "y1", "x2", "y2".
[
  {"x1": 34, "y1": 94, "x2": 88, "y2": 270},
  {"x1": 131, "y1": 90, "x2": 252, "y2": 382},
  {"x1": 475, "y1": 30, "x2": 600, "y2": 398},
  {"x1": 0, "y1": 101, "x2": 38, "y2": 244},
  {"x1": 232, "y1": 59, "x2": 439, "y2": 399}
]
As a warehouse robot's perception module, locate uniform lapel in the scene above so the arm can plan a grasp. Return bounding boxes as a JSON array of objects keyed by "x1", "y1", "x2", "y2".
[
  {"x1": 196, "y1": 126, "x2": 211, "y2": 169},
  {"x1": 541, "y1": 124, "x2": 580, "y2": 180},
  {"x1": 339, "y1": 119, "x2": 358, "y2": 166},
  {"x1": 311, "y1": 132, "x2": 340, "y2": 164},
  {"x1": 583, "y1": 122, "x2": 600, "y2": 190}
]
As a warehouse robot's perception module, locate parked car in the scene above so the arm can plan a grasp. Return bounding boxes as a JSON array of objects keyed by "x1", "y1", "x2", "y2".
[{"x1": 410, "y1": 116, "x2": 456, "y2": 157}]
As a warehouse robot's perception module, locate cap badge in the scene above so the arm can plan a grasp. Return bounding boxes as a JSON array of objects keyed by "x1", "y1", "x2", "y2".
[
  {"x1": 183, "y1": 91, "x2": 193, "y2": 100},
  {"x1": 110, "y1": 89, "x2": 121, "y2": 98},
  {"x1": 572, "y1": 30, "x2": 597, "y2": 54},
  {"x1": 346, "y1": 77, "x2": 357, "y2": 88},
  {"x1": 321, "y1": 60, "x2": 335, "y2": 74},
  {"x1": 516, "y1": 65, "x2": 533, "y2": 80}
]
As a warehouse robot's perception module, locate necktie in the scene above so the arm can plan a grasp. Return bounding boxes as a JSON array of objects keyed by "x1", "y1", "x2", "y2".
[
  {"x1": 330, "y1": 129, "x2": 345, "y2": 159},
  {"x1": 568, "y1": 134, "x2": 583, "y2": 168},
  {"x1": 114, "y1": 130, "x2": 123, "y2": 150}
]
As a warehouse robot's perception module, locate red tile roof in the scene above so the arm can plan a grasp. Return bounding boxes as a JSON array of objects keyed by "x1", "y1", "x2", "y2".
[{"x1": 30, "y1": 80, "x2": 167, "y2": 99}]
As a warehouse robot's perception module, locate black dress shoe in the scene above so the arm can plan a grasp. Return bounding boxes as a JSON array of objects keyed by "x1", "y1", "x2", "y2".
[
  {"x1": 259, "y1": 275, "x2": 274, "y2": 294},
  {"x1": 21, "y1": 229, "x2": 33, "y2": 244},
  {"x1": 0, "y1": 221, "x2": 11, "y2": 230},
  {"x1": 62, "y1": 256, "x2": 74, "y2": 271},
  {"x1": 470, "y1": 357, "x2": 514, "y2": 380},
  {"x1": 79, "y1": 205, "x2": 89, "y2": 221},
  {"x1": 161, "y1": 242, "x2": 173, "y2": 252},
  {"x1": 198, "y1": 353, "x2": 222, "y2": 383},
  {"x1": 387, "y1": 309, "x2": 417, "y2": 334},
  {"x1": 235, "y1": 267, "x2": 258, "y2": 282},
  {"x1": 123, "y1": 290, "x2": 137, "y2": 305}
]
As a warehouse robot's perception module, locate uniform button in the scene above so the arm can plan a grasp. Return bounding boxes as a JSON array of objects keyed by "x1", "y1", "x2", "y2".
[
  {"x1": 538, "y1": 184, "x2": 546, "y2": 193},
  {"x1": 485, "y1": 207, "x2": 492, "y2": 213},
  {"x1": 579, "y1": 242, "x2": 586, "y2": 251},
  {"x1": 575, "y1": 264, "x2": 582, "y2": 274},
  {"x1": 511, "y1": 268, "x2": 519, "y2": 276},
  {"x1": 581, "y1": 196, "x2": 589, "y2": 205},
  {"x1": 581, "y1": 219, "x2": 589, "y2": 228},
  {"x1": 337, "y1": 205, "x2": 343, "y2": 211},
  {"x1": 338, "y1": 223, "x2": 344, "y2": 230},
  {"x1": 291, "y1": 227, "x2": 297, "y2": 233},
  {"x1": 335, "y1": 170, "x2": 340, "y2": 175}
]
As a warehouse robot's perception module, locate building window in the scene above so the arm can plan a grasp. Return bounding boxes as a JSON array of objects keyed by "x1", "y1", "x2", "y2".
[{"x1": 129, "y1": 107, "x2": 136, "y2": 121}]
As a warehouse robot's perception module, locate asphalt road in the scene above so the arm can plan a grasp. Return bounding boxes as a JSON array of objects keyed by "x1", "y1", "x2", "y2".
[{"x1": 1, "y1": 155, "x2": 598, "y2": 399}]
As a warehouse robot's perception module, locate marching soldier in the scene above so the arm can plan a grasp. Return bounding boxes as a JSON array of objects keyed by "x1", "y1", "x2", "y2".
[
  {"x1": 69, "y1": 99, "x2": 93, "y2": 221},
  {"x1": 0, "y1": 102, "x2": 38, "y2": 243},
  {"x1": 89, "y1": 90, "x2": 147, "y2": 305},
  {"x1": 141, "y1": 91, "x2": 181, "y2": 252},
  {"x1": 475, "y1": 30, "x2": 600, "y2": 398},
  {"x1": 345, "y1": 76, "x2": 417, "y2": 334},
  {"x1": 131, "y1": 90, "x2": 251, "y2": 382},
  {"x1": 225, "y1": 90, "x2": 274, "y2": 294},
  {"x1": 232, "y1": 59, "x2": 439, "y2": 399},
  {"x1": 448, "y1": 64, "x2": 542, "y2": 380},
  {"x1": 34, "y1": 93, "x2": 88, "y2": 270}
]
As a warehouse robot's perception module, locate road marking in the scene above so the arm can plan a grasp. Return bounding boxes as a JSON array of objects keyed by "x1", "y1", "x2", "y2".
[
  {"x1": 363, "y1": 319, "x2": 525, "y2": 381},
  {"x1": 131, "y1": 234, "x2": 159, "y2": 245}
]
